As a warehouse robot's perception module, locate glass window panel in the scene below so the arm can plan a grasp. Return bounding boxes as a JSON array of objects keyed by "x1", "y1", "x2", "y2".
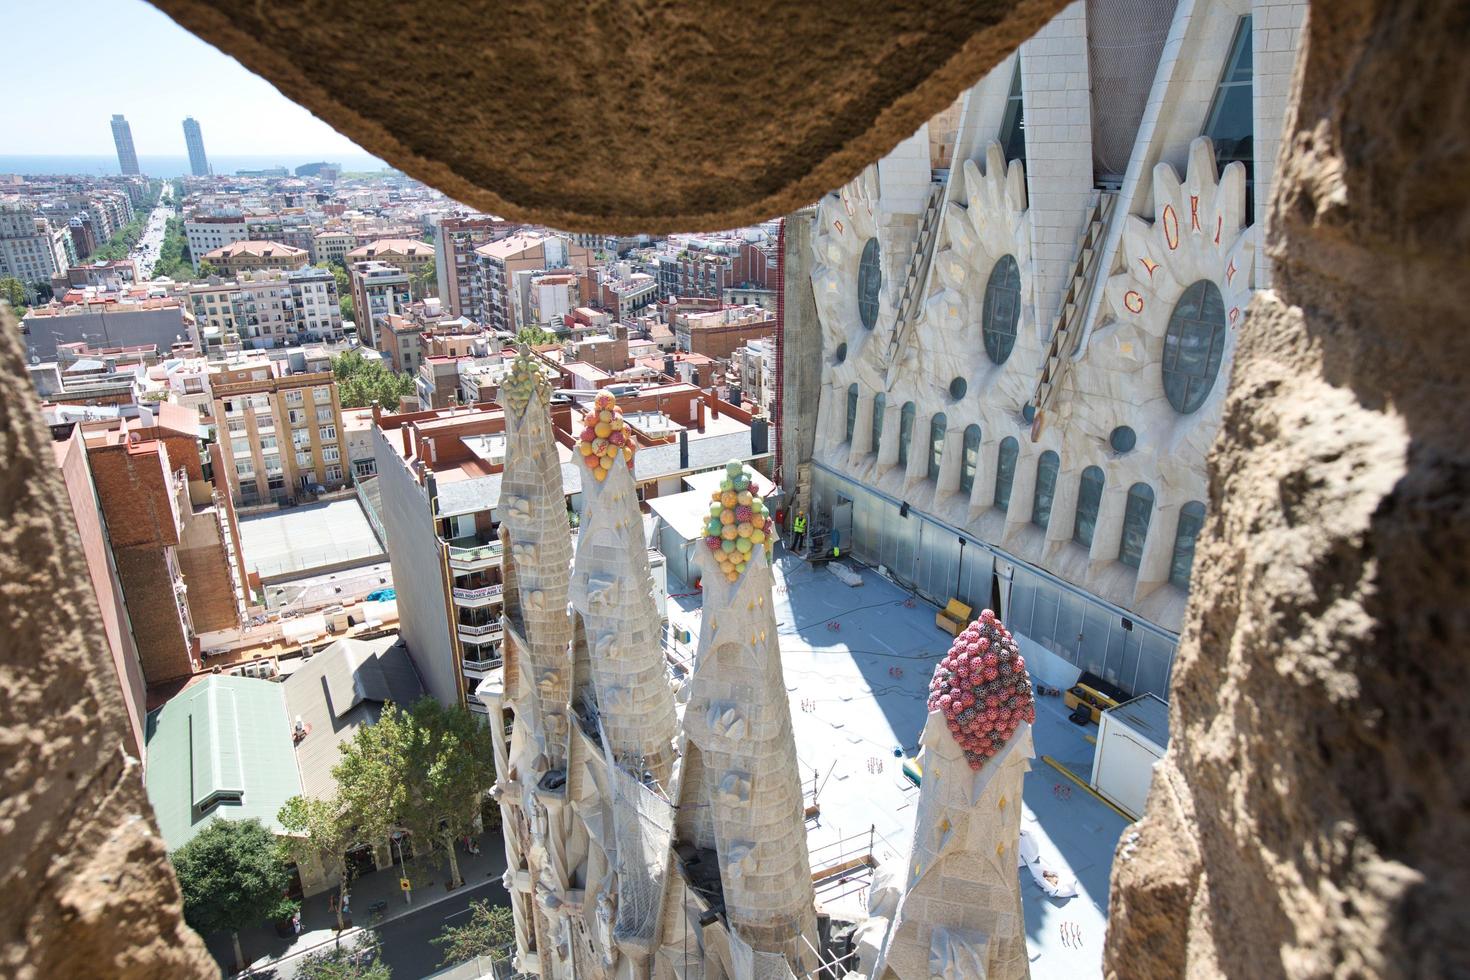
[
  {"x1": 1055, "y1": 592, "x2": 1085, "y2": 666},
  {"x1": 1120, "y1": 483, "x2": 1155, "y2": 568},
  {"x1": 1169, "y1": 500, "x2": 1207, "y2": 590},
  {"x1": 898, "y1": 402, "x2": 916, "y2": 466},
  {"x1": 870, "y1": 393, "x2": 886, "y2": 457},
  {"x1": 928, "y1": 413, "x2": 946, "y2": 480},
  {"x1": 960, "y1": 425, "x2": 981, "y2": 494},
  {"x1": 1205, "y1": 17, "x2": 1255, "y2": 211},
  {"x1": 1163, "y1": 281, "x2": 1228, "y2": 414},
  {"x1": 1031, "y1": 583, "x2": 1059, "y2": 651},
  {"x1": 1031, "y1": 450, "x2": 1059, "y2": 529},
  {"x1": 982, "y1": 255, "x2": 1022, "y2": 365},
  {"x1": 999, "y1": 60, "x2": 1026, "y2": 166},
  {"x1": 845, "y1": 384, "x2": 858, "y2": 444},
  {"x1": 994, "y1": 436, "x2": 1019, "y2": 510},
  {"x1": 1074, "y1": 465, "x2": 1105, "y2": 547},
  {"x1": 857, "y1": 238, "x2": 881, "y2": 330}
]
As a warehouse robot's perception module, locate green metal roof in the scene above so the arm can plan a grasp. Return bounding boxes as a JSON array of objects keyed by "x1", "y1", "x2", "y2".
[{"x1": 145, "y1": 675, "x2": 303, "y2": 852}]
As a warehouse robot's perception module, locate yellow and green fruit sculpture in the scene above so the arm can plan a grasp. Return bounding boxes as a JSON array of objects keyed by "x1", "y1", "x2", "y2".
[
  {"x1": 577, "y1": 389, "x2": 637, "y2": 483},
  {"x1": 702, "y1": 460, "x2": 773, "y2": 582}
]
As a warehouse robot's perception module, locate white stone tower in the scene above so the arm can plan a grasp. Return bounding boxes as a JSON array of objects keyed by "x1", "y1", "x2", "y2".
[
  {"x1": 499, "y1": 351, "x2": 575, "y2": 770},
  {"x1": 682, "y1": 461, "x2": 819, "y2": 975},
  {"x1": 568, "y1": 389, "x2": 678, "y2": 783},
  {"x1": 875, "y1": 610, "x2": 1035, "y2": 980},
  {"x1": 490, "y1": 352, "x2": 581, "y2": 977}
]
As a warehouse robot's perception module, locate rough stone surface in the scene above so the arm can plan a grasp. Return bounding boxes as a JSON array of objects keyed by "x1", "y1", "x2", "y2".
[
  {"x1": 1104, "y1": 2, "x2": 1470, "y2": 977},
  {"x1": 148, "y1": 0, "x2": 1067, "y2": 234},
  {"x1": 0, "y1": 308, "x2": 215, "y2": 979}
]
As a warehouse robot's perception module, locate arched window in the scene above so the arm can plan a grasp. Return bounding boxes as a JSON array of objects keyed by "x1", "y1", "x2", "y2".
[
  {"x1": 870, "y1": 392, "x2": 886, "y2": 457},
  {"x1": 960, "y1": 425, "x2": 982, "y2": 494},
  {"x1": 1170, "y1": 500, "x2": 1207, "y2": 589},
  {"x1": 1074, "y1": 465, "x2": 1104, "y2": 548},
  {"x1": 994, "y1": 436, "x2": 1019, "y2": 510},
  {"x1": 1031, "y1": 451, "x2": 1059, "y2": 529},
  {"x1": 927, "y1": 413, "x2": 947, "y2": 481},
  {"x1": 844, "y1": 384, "x2": 858, "y2": 444},
  {"x1": 1120, "y1": 482, "x2": 1155, "y2": 569},
  {"x1": 982, "y1": 255, "x2": 1022, "y2": 365},
  {"x1": 897, "y1": 401, "x2": 916, "y2": 466},
  {"x1": 857, "y1": 238, "x2": 881, "y2": 330},
  {"x1": 1163, "y1": 280, "x2": 1228, "y2": 414}
]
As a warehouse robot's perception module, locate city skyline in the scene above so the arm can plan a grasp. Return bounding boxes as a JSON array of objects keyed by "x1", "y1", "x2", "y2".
[{"x1": 4, "y1": 0, "x2": 371, "y2": 159}]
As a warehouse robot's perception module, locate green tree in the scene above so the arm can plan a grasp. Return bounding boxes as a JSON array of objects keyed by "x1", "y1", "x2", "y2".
[
  {"x1": 331, "y1": 349, "x2": 416, "y2": 409},
  {"x1": 333, "y1": 699, "x2": 495, "y2": 891},
  {"x1": 0, "y1": 276, "x2": 26, "y2": 309},
  {"x1": 170, "y1": 818, "x2": 296, "y2": 972},
  {"x1": 197, "y1": 260, "x2": 221, "y2": 278},
  {"x1": 393, "y1": 698, "x2": 497, "y2": 889},
  {"x1": 432, "y1": 900, "x2": 516, "y2": 968},
  {"x1": 295, "y1": 932, "x2": 391, "y2": 980},
  {"x1": 515, "y1": 325, "x2": 557, "y2": 347},
  {"x1": 411, "y1": 263, "x2": 437, "y2": 301},
  {"x1": 278, "y1": 795, "x2": 357, "y2": 931},
  {"x1": 341, "y1": 295, "x2": 355, "y2": 323}
]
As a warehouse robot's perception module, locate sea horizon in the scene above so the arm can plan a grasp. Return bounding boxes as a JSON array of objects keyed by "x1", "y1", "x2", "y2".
[{"x1": 0, "y1": 152, "x2": 390, "y2": 178}]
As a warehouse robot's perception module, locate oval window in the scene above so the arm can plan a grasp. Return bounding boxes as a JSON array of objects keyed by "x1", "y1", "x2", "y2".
[
  {"x1": 834, "y1": 342, "x2": 848, "y2": 364},
  {"x1": 949, "y1": 376, "x2": 967, "y2": 400},
  {"x1": 982, "y1": 254, "x2": 1022, "y2": 365},
  {"x1": 857, "y1": 238, "x2": 881, "y2": 330},
  {"x1": 1162, "y1": 280, "x2": 1228, "y2": 414}
]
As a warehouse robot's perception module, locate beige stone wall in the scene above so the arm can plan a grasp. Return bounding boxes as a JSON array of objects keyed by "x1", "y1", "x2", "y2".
[{"x1": 0, "y1": 307, "x2": 214, "y2": 978}]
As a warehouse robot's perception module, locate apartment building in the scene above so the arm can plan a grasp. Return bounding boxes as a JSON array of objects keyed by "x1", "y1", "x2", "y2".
[
  {"x1": 670, "y1": 302, "x2": 777, "y2": 360},
  {"x1": 76, "y1": 405, "x2": 243, "y2": 686},
  {"x1": 471, "y1": 232, "x2": 592, "y2": 334},
  {"x1": 200, "y1": 240, "x2": 310, "y2": 278},
  {"x1": 432, "y1": 214, "x2": 513, "y2": 317},
  {"x1": 372, "y1": 402, "x2": 572, "y2": 705},
  {"x1": 580, "y1": 267, "x2": 658, "y2": 320},
  {"x1": 524, "y1": 270, "x2": 579, "y2": 326},
  {"x1": 345, "y1": 238, "x2": 435, "y2": 296},
  {"x1": 180, "y1": 266, "x2": 342, "y2": 351},
  {"x1": 348, "y1": 260, "x2": 412, "y2": 349},
  {"x1": 211, "y1": 360, "x2": 348, "y2": 506},
  {"x1": 655, "y1": 237, "x2": 775, "y2": 300},
  {"x1": 312, "y1": 229, "x2": 355, "y2": 266},
  {"x1": 0, "y1": 201, "x2": 70, "y2": 293},
  {"x1": 21, "y1": 293, "x2": 195, "y2": 361},
  {"x1": 184, "y1": 212, "x2": 249, "y2": 271}
]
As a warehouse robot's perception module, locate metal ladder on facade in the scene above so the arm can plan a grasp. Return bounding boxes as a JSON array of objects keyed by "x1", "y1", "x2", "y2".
[
  {"x1": 885, "y1": 182, "x2": 947, "y2": 364},
  {"x1": 1029, "y1": 191, "x2": 1117, "y2": 439}
]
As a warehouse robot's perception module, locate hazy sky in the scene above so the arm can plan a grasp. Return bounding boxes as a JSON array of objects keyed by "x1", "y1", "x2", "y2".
[{"x1": 4, "y1": 0, "x2": 371, "y2": 158}]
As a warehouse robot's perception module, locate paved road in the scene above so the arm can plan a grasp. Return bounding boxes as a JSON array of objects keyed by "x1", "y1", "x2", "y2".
[
  {"x1": 372, "y1": 869, "x2": 510, "y2": 978},
  {"x1": 132, "y1": 187, "x2": 173, "y2": 278}
]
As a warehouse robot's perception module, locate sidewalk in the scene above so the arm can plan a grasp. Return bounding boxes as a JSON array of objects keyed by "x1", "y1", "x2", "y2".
[{"x1": 207, "y1": 831, "x2": 508, "y2": 978}]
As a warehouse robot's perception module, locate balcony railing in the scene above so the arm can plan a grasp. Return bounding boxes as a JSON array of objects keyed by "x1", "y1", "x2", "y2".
[
  {"x1": 446, "y1": 535, "x2": 503, "y2": 566},
  {"x1": 457, "y1": 621, "x2": 501, "y2": 637}
]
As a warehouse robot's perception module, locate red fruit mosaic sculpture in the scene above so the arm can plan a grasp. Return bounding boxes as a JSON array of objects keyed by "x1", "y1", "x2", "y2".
[{"x1": 927, "y1": 609, "x2": 1036, "y2": 772}]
